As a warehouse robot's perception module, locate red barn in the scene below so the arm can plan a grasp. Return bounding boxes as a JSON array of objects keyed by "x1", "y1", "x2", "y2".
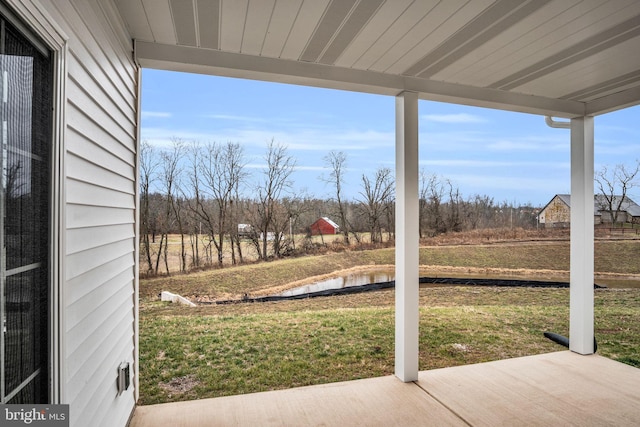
[{"x1": 310, "y1": 217, "x2": 340, "y2": 235}]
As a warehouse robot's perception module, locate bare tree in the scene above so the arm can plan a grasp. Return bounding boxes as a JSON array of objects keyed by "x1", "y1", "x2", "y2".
[
  {"x1": 322, "y1": 151, "x2": 351, "y2": 244},
  {"x1": 595, "y1": 161, "x2": 640, "y2": 226},
  {"x1": 420, "y1": 172, "x2": 447, "y2": 236},
  {"x1": 229, "y1": 194, "x2": 245, "y2": 264},
  {"x1": 139, "y1": 141, "x2": 159, "y2": 274},
  {"x1": 184, "y1": 141, "x2": 202, "y2": 268},
  {"x1": 252, "y1": 140, "x2": 296, "y2": 260},
  {"x1": 463, "y1": 194, "x2": 494, "y2": 230},
  {"x1": 358, "y1": 167, "x2": 394, "y2": 243},
  {"x1": 157, "y1": 138, "x2": 185, "y2": 274},
  {"x1": 197, "y1": 141, "x2": 247, "y2": 265},
  {"x1": 418, "y1": 169, "x2": 431, "y2": 238},
  {"x1": 172, "y1": 194, "x2": 189, "y2": 272},
  {"x1": 186, "y1": 142, "x2": 214, "y2": 265},
  {"x1": 445, "y1": 180, "x2": 462, "y2": 232}
]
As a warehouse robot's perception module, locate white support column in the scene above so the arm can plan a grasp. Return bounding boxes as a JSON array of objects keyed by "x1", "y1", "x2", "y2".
[
  {"x1": 395, "y1": 91, "x2": 419, "y2": 381},
  {"x1": 570, "y1": 116, "x2": 595, "y2": 355}
]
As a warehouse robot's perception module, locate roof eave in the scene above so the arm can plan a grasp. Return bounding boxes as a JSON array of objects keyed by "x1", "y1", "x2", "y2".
[{"x1": 135, "y1": 40, "x2": 587, "y2": 118}]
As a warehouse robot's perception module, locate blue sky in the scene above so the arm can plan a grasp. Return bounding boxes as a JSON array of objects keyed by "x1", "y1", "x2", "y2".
[{"x1": 141, "y1": 68, "x2": 640, "y2": 207}]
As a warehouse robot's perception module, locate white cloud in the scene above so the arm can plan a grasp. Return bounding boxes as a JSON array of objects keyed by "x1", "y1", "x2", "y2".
[
  {"x1": 295, "y1": 165, "x2": 327, "y2": 171},
  {"x1": 244, "y1": 163, "x2": 267, "y2": 170},
  {"x1": 420, "y1": 159, "x2": 569, "y2": 169},
  {"x1": 422, "y1": 113, "x2": 488, "y2": 124},
  {"x1": 449, "y1": 173, "x2": 569, "y2": 194},
  {"x1": 140, "y1": 127, "x2": 219, "y2": 147},
  {"x1": 142, "y1": 111, "x2": 171, "y2": 118},
  {"x1": 207, "y1": 114, "x2": 268, "y2": 123},
  {"x1": 487, "y1": 140, "x2": 542, "y2": 151},
  {"x1": 142, "y1": 125, "x2": 394, "y2": 152},
  {"x1": 487, "y1": 137, "x2": 568, "y2": 152}
]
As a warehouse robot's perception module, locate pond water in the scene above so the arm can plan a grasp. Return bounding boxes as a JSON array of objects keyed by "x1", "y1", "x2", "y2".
[
  {"x1": 274, "y1": 270, "x2": 640, "y2": 297},
  {"x1": 276, "y1": 269, "x2": 395, "y2": 297}
]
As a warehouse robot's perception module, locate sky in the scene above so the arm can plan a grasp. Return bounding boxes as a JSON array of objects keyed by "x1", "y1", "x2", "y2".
[{"x1": 141, "y1": 68, "x2": 640, "y2": 207}]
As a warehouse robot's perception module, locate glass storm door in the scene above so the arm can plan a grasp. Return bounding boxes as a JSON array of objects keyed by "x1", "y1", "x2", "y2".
[{"x1": 0, "y1": 12, "x2": 53, "y2": 404}]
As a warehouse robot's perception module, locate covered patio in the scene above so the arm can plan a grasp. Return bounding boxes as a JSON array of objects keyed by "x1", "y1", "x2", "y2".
[
  {"x1": 118, "y1": 1, "x2": 640, "y2": 424},
  {"x1": 130, "y1": 351, "x2": 640, "y2": 426}
]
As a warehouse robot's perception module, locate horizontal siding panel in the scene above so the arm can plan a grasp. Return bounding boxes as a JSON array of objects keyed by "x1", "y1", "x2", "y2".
[
  {"x1": 94, "y1": 0, "x2": 137, "y2": 56},
  {"x1": 98, "y1": 387, "x2": 135, "y2": 427},
  {"x1": 67, "y1": 152, "x2": 134, "y2": 195},
  {"x1": 67, "y1": 204, "x2": 134, "y2": 229},
  {"x1": 66, "y1": 253, "x2": 134, "y2": 306},
  {"x1": 67, "y1": 179, "x2": 134, "y2": 208},
  {"x1": 94, "y1": 333, "x2": 136, "y2": 427},
  {"x1": 67, "y1": 307, "x2": 133, "y2": 393},
  {"x1": 79, "y1": 0, "x2": 137, "y2": 96},
  {"x1": 67, "y1": 303, "x2": 134, "y2": 417},
  {"x1": 66, "y1": 239, "x2": 134, "y2": 281},
  {"x1": 67, "y1": 76, "x2": 135, "y2": 145},
  {"x1": 47, "y1": 0, "x2": 137, "y2": 104},
  {"x1": 67, "y1": 45, "x2": 135, "y2": 125},
  {"x1": 68, "y1": 50, "x2": 136, "y2": 132},
  {"x1": 67, "y1": 224, "x2": 134, "y2": 255},
  {"x1": 66, "y1": 104, "x2": 135, "y2": 167},
  {"x1": 66, "y1": 268, "x2": 133, "y2": 330},
  {"x1": 67, "y1": 281, "x2": 133, "y2": 368},
  {"x1": 75, "y1": 326, "x2": 135, "y2": 427},
  {"x1": 67, "y1": 44, "x2": 136, "y2": 123}
]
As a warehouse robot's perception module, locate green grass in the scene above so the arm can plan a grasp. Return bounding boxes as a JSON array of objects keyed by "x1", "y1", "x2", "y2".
[
  {"x1": 141, "y1": 240, "x2": 640, "y2": 299},
  {"x1": 420, "y1": 240, "x2": 639, "y2": 273},
  {"x1": 139, "y1": 239, "x2": 640, "y2": 404},
  {"x1": 139, "y1": 286, "x2": 640, "y2": 405}
]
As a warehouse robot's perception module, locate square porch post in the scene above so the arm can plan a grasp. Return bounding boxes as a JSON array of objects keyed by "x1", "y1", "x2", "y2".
[
  {"x1": 570, "y1": 116, "x2": 595, "y2": 354},
  {"x1": 395, "y1": 91, "x2": 419, "y2": 381}
]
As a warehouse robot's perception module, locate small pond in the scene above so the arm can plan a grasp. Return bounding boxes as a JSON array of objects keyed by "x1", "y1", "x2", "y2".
[
  {"x1": 275, "y1": 269, "x2": 640, "y2": 297},
  {"x1": 276, "y1": 269, "x2": 395, "y2": 297}
]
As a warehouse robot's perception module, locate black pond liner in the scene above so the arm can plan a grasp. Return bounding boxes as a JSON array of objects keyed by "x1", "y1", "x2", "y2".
[{"x1": 208, "y1": 277, "x2": 605, "y2": 305}]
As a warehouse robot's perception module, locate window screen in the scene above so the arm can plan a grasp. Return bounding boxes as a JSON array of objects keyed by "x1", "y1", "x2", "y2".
[{"x1": 0, "y1": 12, "x2": 52, "y2": 404}]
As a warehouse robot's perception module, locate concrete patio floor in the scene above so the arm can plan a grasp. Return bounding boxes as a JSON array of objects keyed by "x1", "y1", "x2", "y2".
[{"x1": 130, "y1": 351, "x2": 640, "y2": 426}]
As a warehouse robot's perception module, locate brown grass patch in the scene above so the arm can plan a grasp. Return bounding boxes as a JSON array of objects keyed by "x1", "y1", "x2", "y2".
[{"x1": 158, "y1": 374, "x2": 200, "y2": 395}]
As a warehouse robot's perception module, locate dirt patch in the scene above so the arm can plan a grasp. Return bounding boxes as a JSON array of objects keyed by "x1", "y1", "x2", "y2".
[{"x1": 159, "y1": 375, "x2": 199, "y2": 395}]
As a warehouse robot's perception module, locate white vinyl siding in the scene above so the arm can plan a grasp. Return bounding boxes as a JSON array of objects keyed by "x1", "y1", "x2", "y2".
[{"x1": 37, "y1": 1, "x2": 137, "y2": 426}]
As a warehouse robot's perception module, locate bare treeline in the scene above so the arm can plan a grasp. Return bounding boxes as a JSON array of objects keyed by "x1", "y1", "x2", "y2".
[{"x1": 140, "y1": 139, "x2": 539, "y2": 276}]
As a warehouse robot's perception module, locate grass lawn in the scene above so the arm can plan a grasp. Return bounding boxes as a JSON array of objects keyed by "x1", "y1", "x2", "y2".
[
  {"x1": 139, "y1": 285, "x2": 640, "y2": 405},
  {"x1": 140, "y1": 240, "x2": 640, "y2": 300}
]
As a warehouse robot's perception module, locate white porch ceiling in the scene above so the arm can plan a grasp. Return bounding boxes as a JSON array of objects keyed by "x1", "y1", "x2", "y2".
[{"x1": 116, "y1": 0, "x2": 640, "y2": 118}]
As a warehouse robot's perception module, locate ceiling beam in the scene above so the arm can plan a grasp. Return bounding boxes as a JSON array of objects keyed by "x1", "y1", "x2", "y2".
[
  {"x1": 135, "y1": 40, "x2": 586, "y2": 118},
  {"x1": 585, "y1": 86, "x2": 640, "y2": 116}
]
